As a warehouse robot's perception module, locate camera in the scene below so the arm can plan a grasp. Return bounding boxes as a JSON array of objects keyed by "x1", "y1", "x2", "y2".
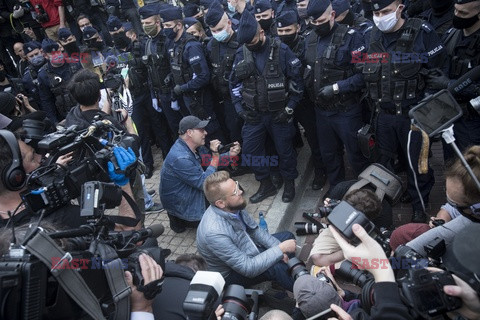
[
  {"x1": 287, "y1": 257, "x2": 309, "y2": 281},
  {"x1": 318, "y1": 199, "x2": 341, "y2": 217},
  {"x1": 183, "y1": 271, "x2": 260, "y2": 320},
  {"x1": 20, "y1": 120, "x2": 137, "y2": 216},
  {"x1": 327, "y1": 201, "x2": 390, "y2": 256},
  {"x1": 294, "y1": 222, "x2": 322, "y2": 235},
  {"x1": 398, "y1": 268, "x2": 462, "y2": 318},
  {"x1": 33, "y1": 4, "x2": 49, "y2": 23}
]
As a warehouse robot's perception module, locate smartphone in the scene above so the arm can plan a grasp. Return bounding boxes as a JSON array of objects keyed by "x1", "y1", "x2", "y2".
[{"x1": 408, "y1": 89, "x2": 463, "y2": 137}]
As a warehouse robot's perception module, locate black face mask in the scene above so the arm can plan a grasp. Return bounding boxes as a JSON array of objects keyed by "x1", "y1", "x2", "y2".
[
  {"x1": 246, "y1": 37, "x2": 264, "y2": 52},
  {"x1": 259, "y1": 18, "x2": 273, "y2": 32},
  {"x1": 314, "y1": 21, "x2": 331, "y2": 37},
  {"x1": 63, "y1": 41, "x2": 80, "y2": 55},
  {"x1": 452, "y1": 13, "x2": 480, "y2": 29},
  {"x1": 0, "y1": 70, "x2": 6, "y2": 82},
  {"x1": 279, "y1": 33, "x2": 297, "y2": 47},
  {"x1": 429, "y1": 0, "x2": 453, "y2": 15},
  {"x1": 340, "y1": 10, "x2": 355, "y2": 26},
  {"x1": 113, "y1": 32, "x2": 131, "y2": 49}
]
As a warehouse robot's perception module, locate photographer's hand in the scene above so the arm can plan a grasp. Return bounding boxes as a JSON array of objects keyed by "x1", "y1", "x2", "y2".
[
  {"x1": 328, "y1": 304, "x2": 353, "y2": 320},
  {"x1": 444, "y1": 274, "x2": 480, "y2": 320},
  {"x1": 125, "y1": 254, "x2": 163, "y2": 314},
  {"x1": 215, "y1": 304, "x2": 225, "y2": 320},
  {"x1": 56, "y1": 151, "x2": 74, "y2": 166},
  {"x1": 329, "y1": 224, "x2": 395, "y2": 283}
]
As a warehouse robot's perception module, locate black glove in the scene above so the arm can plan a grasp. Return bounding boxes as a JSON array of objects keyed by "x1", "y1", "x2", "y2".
[
  {"x1": 316, "y1": 85, "x2": 335, "y2": 104},
  {"x1": 272, "y1": 109, "x2": 292, "y2": 124},
  {"x1": 173, "y1": 84, "x2": 184, "y2": 96},
  {"x1": 426, "y1": 69, "x2": 450, "y2": 90},
  {"x1": 239, "y1": 110, "x2": 261, "y2": 124}
]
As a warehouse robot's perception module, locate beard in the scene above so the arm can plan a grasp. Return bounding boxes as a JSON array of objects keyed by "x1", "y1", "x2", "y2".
[{"x1": 226, "y1": 198, "x2": 247, "y2": 211}]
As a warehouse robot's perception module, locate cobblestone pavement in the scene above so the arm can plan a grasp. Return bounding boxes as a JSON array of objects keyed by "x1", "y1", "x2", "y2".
[{"x1": 143, "y1": 145, "x2": 287, "y2": 261}]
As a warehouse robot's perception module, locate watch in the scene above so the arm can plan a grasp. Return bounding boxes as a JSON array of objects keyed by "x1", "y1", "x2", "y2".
[
  {"x1": 333, "y1": 83, "x2": 340, "y2": 95},
  {"x1": 285, "y1": 107, "x2": 294, "y2": 115}
]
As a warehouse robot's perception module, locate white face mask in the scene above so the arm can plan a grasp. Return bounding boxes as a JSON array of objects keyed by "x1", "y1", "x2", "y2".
[{"x1": 373, "y1": 5, "x2": 400, "y2": 32}]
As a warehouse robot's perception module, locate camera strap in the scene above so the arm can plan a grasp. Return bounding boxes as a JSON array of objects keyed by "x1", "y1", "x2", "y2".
[
  {"x1": 24, "y1": 230, "x2": 105, "y2": 320},
  {"x1": 97, "y1": 242, "x2": 132, "y2": 320},
  {"x1": 107, "y1": 190, "x2": 142, "y2": 227}
]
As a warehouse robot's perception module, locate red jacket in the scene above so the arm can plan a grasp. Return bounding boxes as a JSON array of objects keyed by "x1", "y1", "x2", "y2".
[{"x1": 29, "y1": 0, "x2": 62, "y2": 28}]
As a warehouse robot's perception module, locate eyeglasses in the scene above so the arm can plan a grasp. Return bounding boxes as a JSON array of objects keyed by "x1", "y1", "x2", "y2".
[
  {"x1": 232, "y1": 180, "x2": 239, "y2": 196},
  {"x1": 446, "y1": 195, "x2": 480, "y2": 217}
]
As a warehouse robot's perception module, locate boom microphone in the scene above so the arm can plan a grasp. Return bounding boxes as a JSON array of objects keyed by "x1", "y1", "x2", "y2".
[
  {"x1": 129, "y1": 224, "x2": 164, "y2": 242},
  {"x1": 448, "y1": 65, "x2": 480, "y2": 95}
]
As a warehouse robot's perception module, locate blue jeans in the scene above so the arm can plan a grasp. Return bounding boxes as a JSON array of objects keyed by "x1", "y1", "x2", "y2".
[{"x1": 224, "y1": 231, "x2": 295, "y2": 291}]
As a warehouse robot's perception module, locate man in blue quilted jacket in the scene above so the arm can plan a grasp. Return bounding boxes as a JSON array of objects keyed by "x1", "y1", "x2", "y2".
[{"x1": 197, "y1": 170, "x2": 297, "y2": 291}]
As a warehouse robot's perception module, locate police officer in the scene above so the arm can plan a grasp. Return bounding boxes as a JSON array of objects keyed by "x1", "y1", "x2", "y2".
[
  {"x1": 276, "y1": 10, "x2": 327, "y2": 190},
  {"x1": 205, "y1": 1, "x2": 242, "y2": 143},
  {"x1": 230, "y1": 10, "x2": 304, "y2": 203},
  {"x1": 418, "y1": 0, "x2": 454, "y2": 36},
  {"x1": 363, "y1": 0, "x2": 447, "y2": 222},
  {"x1": 304, "y1": 0, "x2": 369, "y2": 191},
  {"x1": 184, "y1": 17, "x2": 210, "y2": 47},
  {"x1": 254, "y1": 0, "x2": 277, "y2": 36},
  {"x1": 132, "y1": 3, "x2": 175, "y2": 179},
  {"x1": 161, "y1": 5, "x2": 224, "y2": 142},
  {"x1": 58, "y1": 28, "x2": 85, "y2": 58},
  {"x1": 37, "y1": 38, "x2": 83, "y2": 123},
  {"x1": 227, "y1": 0, "x2": 255, "y2": 21},
  {"x1": 333, "y1": 0, "x2": 373, "y2": 42},
  {"x1": 21, "y1": 41, "x2": 46, "y2": 111},
  {"x1": 426, "y1": 0, "x2": 480, "y2": 161},
  {"x1": 82, "y1": 26, "x2": 118, "y2": 59},
  {"x1": 107, "y1": 16, "x2": 135, "y2": 68}
]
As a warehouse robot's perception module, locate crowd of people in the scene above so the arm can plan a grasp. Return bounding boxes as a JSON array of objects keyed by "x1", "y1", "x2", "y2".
[{"x1": 0, "y1": 0, "x2": 480, "y2": 318}]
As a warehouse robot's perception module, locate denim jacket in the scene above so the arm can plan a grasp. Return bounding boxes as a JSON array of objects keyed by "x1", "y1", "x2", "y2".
[{"x1": 160, "y1": 138, "x2": 216, "y2": 221}]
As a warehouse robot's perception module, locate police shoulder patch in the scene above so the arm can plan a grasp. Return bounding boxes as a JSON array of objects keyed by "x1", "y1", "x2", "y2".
[
  {"x1": 347, "y1": 29, "x2": 355, "y2": 34},
  {"x1": 189, "y1": 55, "x2": 200, "y2": 62}
]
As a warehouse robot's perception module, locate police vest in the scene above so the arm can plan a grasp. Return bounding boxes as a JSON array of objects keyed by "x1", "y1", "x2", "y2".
[
  {"x1": 210, "y1": 33, "x2": 239, "y2": 100},
  {"x1": 145, "y1": 35, "x2": 172, "y2": 95},
  {"x1": 362, "y1": 18, "x2": 425, "y2": 107},
  {"x1": 237, "y1": 37, "x2": 286, "y2": 113},
  {"x1": 304, "y1": 24, "x2": 356, "y2": 110},
  {"x1": 43, "y1": 63, "x2": 81, "y2": 119},
  {"x1": 171, "y1": 34, "x2": 196, "y2": 86},
  {"x1": 444, "y1": 28, "x2": 480, "y2": 81}
]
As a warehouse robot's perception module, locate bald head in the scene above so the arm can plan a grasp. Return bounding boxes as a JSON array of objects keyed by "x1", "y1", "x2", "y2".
[{"x1": 13, "y1": 42, "x2": 25, "y2": 59}]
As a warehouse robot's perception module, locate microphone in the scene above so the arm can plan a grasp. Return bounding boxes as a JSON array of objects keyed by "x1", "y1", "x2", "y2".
[
  {"x1": 105, "y1": 55, "x2": 119, "y2": 70},
  {"x1": 448, "y1": 65, "x2": 480, "y2": 95},
  {"x1": 129, "y1": 224, "x2": 164, "y2": 242}
]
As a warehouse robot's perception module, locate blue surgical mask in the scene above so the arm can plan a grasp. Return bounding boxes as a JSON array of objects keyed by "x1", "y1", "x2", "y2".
[
  {"x1": 227, "y1": 2, "x2": 236, "y2": 13},
  {"x1": 164, "y1": 27, "x2": 177, "y2": 39},
  {"x1": 31, "y1": 54, "x2": 45, "y2": 67},
  {"x1": 213, "y1": 28, "x2": 229, "y2": 42}
]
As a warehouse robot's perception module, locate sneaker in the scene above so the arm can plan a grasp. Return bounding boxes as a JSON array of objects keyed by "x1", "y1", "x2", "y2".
[
  {"x1": 145, "y1": 202, "x2": 164, "y2": 214},
  {"x1": 147, "y1": 189, "x2": 156, "y2": 197}
]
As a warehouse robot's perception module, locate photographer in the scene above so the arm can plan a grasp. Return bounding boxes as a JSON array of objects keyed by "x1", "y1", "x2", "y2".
[
  {"x1": 309, "y1": 189, "x2": 382, "y2": 267},
  {"x1": 0, "y1": 130, "x2": 139, "y2": 231},
  {"x1": 29, "y1": 0, "x2": 66, "y2": 41},
  {"x1": 330, "y1": 224, "x2": 413, "y2": 320},
  {"x1": 160, "y1": 116, "x2": 241, "y2": 233},
  {"x1": 197, "y1": 171, "x2": 296, "y2": 291},
  {"x1": 406, "y1": 145, "x2": 480, "y2": 257}
]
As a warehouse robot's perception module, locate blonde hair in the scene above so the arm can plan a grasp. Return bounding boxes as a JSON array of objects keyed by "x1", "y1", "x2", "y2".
[
  {"x1": 203, "y1": 171, "x2": 230, "y2": 204},
  {"x1": 446, "y1": 145, "x2": 480, "y2": 202}
]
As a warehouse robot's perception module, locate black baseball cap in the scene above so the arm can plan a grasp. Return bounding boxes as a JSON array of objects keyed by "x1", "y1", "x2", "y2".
[{"x1": 178, "y1": 116, "x2": 209, "y2": 135}]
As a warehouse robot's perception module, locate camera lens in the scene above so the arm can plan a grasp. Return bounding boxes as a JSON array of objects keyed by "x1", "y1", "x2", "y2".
[
  {"x1": 335, "y1": 260, "x2": 373, "y2": 288},
  {"x1": 221, "y1": 285, "x2": 250, "y2": 320},
  {"x1": 294, "y1": 222, "x2": 320, "y2": 235},
  {"x1": 287, "y1": 257, "x2": 309, "y2": 281}
]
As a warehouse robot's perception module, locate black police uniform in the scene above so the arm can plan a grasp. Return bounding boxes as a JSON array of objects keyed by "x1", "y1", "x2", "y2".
[
  {"x1": 166, "y1": 30, "x2": 225, "y2": 142},
  {"x1": 441, "y1": 25, "x2": 480, "y2": 161},
  {"x1": 37, "y1": 61, "x2": 83, "y2": 123},
  {"x1": 230, "y1": 34, "x2": 304, "y2": 202},
  {"x1": 304, "y1": 22, "x2": 370, "y2": 188},
  {"x1": 362, "y1": 17, "x2": 447, "y2": 220}
]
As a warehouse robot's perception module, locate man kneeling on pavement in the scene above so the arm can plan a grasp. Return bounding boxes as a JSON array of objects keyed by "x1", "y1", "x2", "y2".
[{"x1": 196, "y1": 171, "x2": 297, "y2": 291}]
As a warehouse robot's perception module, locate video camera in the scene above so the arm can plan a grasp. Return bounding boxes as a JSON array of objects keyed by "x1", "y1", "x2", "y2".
[
  {"x1": 183, "y1": 271, "x2": 260, "y2": 320},
  {"x1": 0, "y1": 179, "x2": 166, "y2": 319},
  {"x1": 20, "y1": 119, "x2": 137, "y2": 216}
]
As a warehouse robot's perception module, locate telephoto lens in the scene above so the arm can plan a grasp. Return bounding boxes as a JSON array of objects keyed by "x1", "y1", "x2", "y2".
[
  {"x1": 287, "y1": 257, "x2": 309, "y2": 281},
  {"x1": 335, "y1": 260, "x2": 373, "y2": 288},
  {"x1": 221, "y1": 285, "x2": 251, "y2": 320},
  {"x1": 294, "y1": 222, "x2": 321, "y2": 236}
]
